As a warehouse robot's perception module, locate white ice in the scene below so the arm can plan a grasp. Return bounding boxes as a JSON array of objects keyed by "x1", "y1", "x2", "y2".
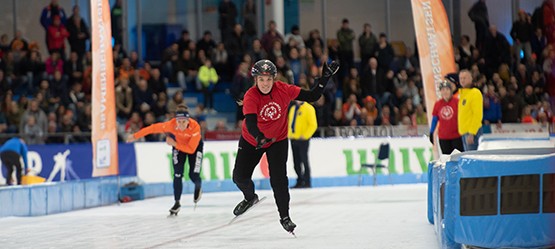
[{"x1": 0, "y1": 184, "x2": 437, "y2": 249}]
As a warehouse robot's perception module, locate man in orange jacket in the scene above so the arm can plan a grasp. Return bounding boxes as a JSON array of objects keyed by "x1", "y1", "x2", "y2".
[{"x1": 127, "y1": 104, "x2": 203, "y2": 215}]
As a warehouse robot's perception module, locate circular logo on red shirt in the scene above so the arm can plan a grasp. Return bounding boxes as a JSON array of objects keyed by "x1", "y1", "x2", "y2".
[
  {"x1": 259, "y1": 102, "x2": 282, "y2": 121},
  {"x1": 440, "y1": 106, "x2": 454, "y2": 120}
]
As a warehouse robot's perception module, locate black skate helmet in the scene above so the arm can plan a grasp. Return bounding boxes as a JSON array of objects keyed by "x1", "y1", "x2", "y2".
[
  {"x1": 438, "y1": 80, "x2": 451, "y2": 90},
  {"x1": 251, "y1": 59, "x2": 277, "y2": 78}
]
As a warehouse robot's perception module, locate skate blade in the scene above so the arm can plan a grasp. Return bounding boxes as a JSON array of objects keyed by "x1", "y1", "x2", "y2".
[
  {"x1": 194, "y1": 203, "x2": 197, "y2": 211},
  {"x1": 289, "y1": 231, "x2": 297, "y2": 238}
]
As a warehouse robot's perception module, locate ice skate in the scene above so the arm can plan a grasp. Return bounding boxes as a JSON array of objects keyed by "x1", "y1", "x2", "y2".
[
  {"x1": 233, "y1": 194, "x2": 259, "y2": 216},
  {"x1": 194, "y1": 186, "x2": 202, "y2": 203},
  {"x1": 228, "y1": 195, "x2": 267, "y2": 224},
  {"x1": 280, "y1": 216, "x2": 297, "y2": 236},
  {"x1": 168, "y1": 201, "x2": 181, "y2": 216}
]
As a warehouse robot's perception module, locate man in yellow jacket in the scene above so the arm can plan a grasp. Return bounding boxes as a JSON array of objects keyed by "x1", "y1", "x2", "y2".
[
  {"x1": 198, "y1": 59, "x2": 219, "y2": 111},
  {"x1": 457, "y1": 69, "x2": 483, "y2": 151},
  {"x1": 288, "y1": 100, "x2": 318, "y2": 188}
]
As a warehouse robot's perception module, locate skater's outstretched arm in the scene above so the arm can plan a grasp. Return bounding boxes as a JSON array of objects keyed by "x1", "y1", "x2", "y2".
[
  {"x1": 295, "y1": 61, "x2": 339, "y2": 102},
  {"x1": 127, "y1": 121, "x2": 169, "y2": 142}
]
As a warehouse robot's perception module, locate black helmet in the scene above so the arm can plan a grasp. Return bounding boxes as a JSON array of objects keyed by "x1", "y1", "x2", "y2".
[
  {"x1": 251, "y1": 59, "x2": 277, "y2": 78},
  {"x1": 438, "y1": 80, "x2": 451, "y2": 90}
]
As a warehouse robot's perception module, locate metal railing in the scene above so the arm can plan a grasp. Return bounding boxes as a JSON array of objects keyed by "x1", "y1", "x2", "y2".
[{"x1": 1, "y1": 123, "x2": 553, "y2": 144}]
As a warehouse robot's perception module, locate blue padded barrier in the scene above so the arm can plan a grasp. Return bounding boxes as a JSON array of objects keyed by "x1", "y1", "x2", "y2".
[
  {"x1": 430, "y1": 148, "x2": 555, "y2": 249},
  {"x1": 0, "y1": 176, "x2": 137, "y2": 218}
]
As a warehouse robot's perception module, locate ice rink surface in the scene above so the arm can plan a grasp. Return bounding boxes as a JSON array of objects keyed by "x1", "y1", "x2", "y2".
[{"x1": 0, "y1": 184, "x2": 437, "y2": 249}]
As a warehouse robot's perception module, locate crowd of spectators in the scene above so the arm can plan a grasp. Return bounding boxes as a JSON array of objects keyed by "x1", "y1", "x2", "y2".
[{"x1": 0, "y1": 0, "x2": 554, "y2": 144}]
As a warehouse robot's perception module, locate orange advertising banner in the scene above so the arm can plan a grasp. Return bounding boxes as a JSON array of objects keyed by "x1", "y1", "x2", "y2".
[
  {"x1": 410, "y1": 0, "x2": 457, "y2": 127},
  {"x1": 91, "y1": 0, "x2": 118, "y2": 176}
]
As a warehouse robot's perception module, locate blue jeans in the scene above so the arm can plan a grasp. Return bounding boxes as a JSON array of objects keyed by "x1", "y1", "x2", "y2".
[{"x1": 462, "y1": 127, "x2": 482, "y2": 151}]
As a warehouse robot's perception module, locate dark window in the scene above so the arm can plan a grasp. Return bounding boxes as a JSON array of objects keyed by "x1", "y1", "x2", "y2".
[
  {"x1": 460, "y1": 177, "x2": 498, "y2": 216},
  {"x1": 501, "y1": 174, "x2": 540, "y2": 214},
  {"x1": 544, "y1": 174, "x2": 555, "y2": 213}
]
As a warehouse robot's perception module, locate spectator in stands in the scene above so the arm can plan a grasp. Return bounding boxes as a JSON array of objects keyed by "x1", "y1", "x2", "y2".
[
  {"x1": 261, "y1": 20, "x2": 283, "y2": 53},
  {"x1": 458, "y1": 70, "x2": 483, "y2": 151},
  {"x1": 243, "y1": 0, "x2": 257, "y2": 44},
  {"x1": 41, "y1": 0, "x2": 67, "y2": 49},
  {"x1": 198, "y1": 59, "x2": 219, "y2": 111},
  {"x1": 50, "y1": 70, "x2": 68, "y2": 105},
  {"x1": 111, "y1": 0, "x2": 123, "y2": 45},
  {"x1": 113, "y1": 43, "x2": 127, "y2": 68},
  {"x1": 511, "y1": 10, "x2": 533, "y2": 64},
  {"x1": 6, "y1": 101, "x2": 22, "y2": 133},
  {"x1": 531, "y1": 28, "x2": 547, "y2": 64},
  {"x1": 337, "y1": 18, "x2": 355, "y2": 74},
  {"x1": 285, "y1": 25, "x2": 305, "y2": 49},
  {"x1": 129, "y1": 51, "x2": 143, "y2": 69},
  {"x1": 47, "y1": 15, "x2": 69, "y2": 57},
  {"x1": 0, "y1": 137, "x2": 28, "y2": 185},
  {"x1": 197, "y1": 31, "x2": 217, "y2": 60},
  {"x1": 137, "y1": 61, "x2": 152, "y2": 81},
  {"x1": 231, "y1": 62, "x2": 251, "y2": 122},
  {"x1": 361, "y1": 57, "x2": 384, "y2": 101},
  {"x1": 287, "y1": 48, "x2": 304, "y2": 84},
  {"x1": 342, "y1": 93, "x2": 362, "y2": 124},
  {"x1": 141, "y1": 112, "x2": 159, "y2": 141},
  {"x1": 21, "y1": 51, "x2": 45, "y2": 90},
  {"x1": 275, "y1": 56, "x2": 294, "y2": 84},
  {"x1": 226, "y1": 24, "x2": 248, "y2": 76},
  {"x1": 175, "y1": 49, "x2": 198, "y2": 91},
  {"x1": 358, "y1": 23, "x2": 377, "y2": 68},
  {"x1": 148, "y1": 68, "x2": 166, "y2": 97},
  {"x1": 482, "y1": 84, "x2": 502, "y2": 128},
  {"x1": 167, "y1": 91, "x2": 184, "y2": 114},
  {"x1": 288, "y1": 99, "x2": 317, "y2": 188},
  {"x1": 343, "y1": 78, "x2": 362, "y2": 103},
  {"x1": 219, "y1": 0, "x2": 238, "y2": 41},
  {"x1": 362, "y1": 96, "x2": 378, "y2": 125},
  {"x1": 457, "y1": 35, "x2": 475, "y2": 70},
  {"x1": 213, "y1": 42, "x2": 229, "y2": 81},
  {"x1": 378, "y1": 105, "x2": 394, "y2": 125},
  {"x1": 45, "y1": 51, "x2": 63, "y2": 78},
  {"x1": 66, "y1": 82, "x2": 85, "y2": 113},
  {"x1": 415, "y1": 104, "x2": 427, "y2": 125},
  {"x1": 66, "y1": 5, "x2": 89, "y2": 61},
  {"x1": 125, "y1": 112, "x2": 143, "y2": 134},
  {"x1": 375, "y1": 33, "x2": 395, "y2": 72},
  {"x1": 115, "y1": 78, "x2": 133, "y2": 120},
  {"x1": 177, "y1": 30, "x2": 192, "y2": 56},
  {"x1": 133, "y1": 78, "x2": 154, "y2": 116},
  {"x1": 214, "y1": 120, "x2": 228, "y2": 131},
  {"x1": 22, "y1": 115, "x2": 45, "y2": 145},
  {"x1": 468, "y1": 0, "x2": 489, "y2": 53},
  {"x1": 523, "y1": 85, "x2": 540, "y2": 106},
  {"x1": 330, "y1": 109, "x2": 346, "y2": 127},
  {"x1": 118, "y1": 57, "x2": 135, "y2": 82},
  {"x1": 10, "y1": 30, "x2": 29, "y2": 52},
  {"x1": 484, "y1": 25, "x2": 511, "y2": 77},
  {"x1": 65, "y1": 52, "x2": 83, "y2": 84},
  {"x1": 151, "y1": 92, "x2": 169, "y2": 121},
  {"x1": 19, "y1": 99, "x2": 48, "y2": 136},
  {"x1": 521, "y1": 105, "x2": 536, "y2": 123},
  {"x1": 77, "y1": 104, "x2": 91, "y2": 132},
  {"x1": 59, "y1": 110, "x2": 75, "y2": 133}
]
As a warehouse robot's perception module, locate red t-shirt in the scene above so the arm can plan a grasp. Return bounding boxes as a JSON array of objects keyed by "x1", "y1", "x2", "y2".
[
  {"x1": 432, "y1": 97, "x2": 461, "y2": 140},
  {"x1": 242, "y1": 81, "x2": 301, "y2": 148}
]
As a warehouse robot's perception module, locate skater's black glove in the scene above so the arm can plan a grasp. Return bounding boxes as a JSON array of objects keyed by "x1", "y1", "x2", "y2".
[
  {"x1": 322, "y1": 61, "x2": 340, "y2": 79},
  {"x1": 429, "y1": 135, "x2": 434, "y2": 145},
  {"x1": 255, "y1": 134, "x2": 274, "y2": 150}
]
